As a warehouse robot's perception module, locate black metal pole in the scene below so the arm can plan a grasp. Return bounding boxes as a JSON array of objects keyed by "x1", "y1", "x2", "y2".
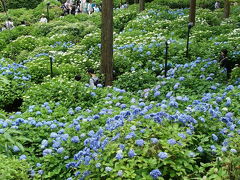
[
  {"x1": 186, "y1": 28, "x2": 190, "y2": 58},
  {"x1": 50, "y1": 56, "x2": 53, "y2": 78},
  {"x1": 186, "y1": 22, "x2": 193, "y2": 58},
  {"x1": 47, "y1": 2, "x2": 50, "y2": 23},
  {"x1": 165, "y1": 41, "x2": 169, "y2": 77}
]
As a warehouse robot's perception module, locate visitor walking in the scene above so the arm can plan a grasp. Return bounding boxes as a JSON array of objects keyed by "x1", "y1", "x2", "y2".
[
  {"x1": 87, "y1": 68, "x2": 99, "y2": 87},
  {"x1": 5, "y1": 18, "x2": 14, "y2": 30},
  {"x1": 87, "y1": 2, "x2": 93, "y2": 15},
  {"x1": 214, "y1": 1, "x2": 220, "y2": 9},
  {"x1": 39, "y1": 14, "x2": 48, "y2": 23},
  {"x1": 219, "y1": 49, "x2": 234, "y2": 79}
]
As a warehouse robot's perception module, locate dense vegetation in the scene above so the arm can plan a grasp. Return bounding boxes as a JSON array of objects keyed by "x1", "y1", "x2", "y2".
[{"x1": 0, "y1": 0, "x2": 240, "y2": 179}]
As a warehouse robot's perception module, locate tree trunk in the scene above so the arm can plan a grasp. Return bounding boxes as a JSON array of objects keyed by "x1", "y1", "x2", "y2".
[
  {"x1": 101, "y1": 0, "x2": 113, "y2": 86},
  {"x1": 189, "y1": 0, "x2": 196, "y2": 25},
  {"x1": 223, "y1": 0, "x2": 230, "y2": 18},
  {"x1": 139, "y1": 0, "x2": 144, "y2": 11},
  {"x1": 134, "y1": 0, "x2": 138, "y2": 4},
  {"x1": 0, "y1": 0, "x2": 7, "y2": 12}
]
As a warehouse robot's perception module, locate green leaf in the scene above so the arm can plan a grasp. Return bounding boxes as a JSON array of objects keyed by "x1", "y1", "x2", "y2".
[{"x1": 4, "y1": 132, "x2": 15, "y2": 144}]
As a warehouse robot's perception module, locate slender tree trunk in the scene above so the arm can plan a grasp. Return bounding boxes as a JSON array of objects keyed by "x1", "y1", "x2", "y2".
[
  {"x1": 101, "y1": 0, "x2": 113, "y2": 86},
  {"x1": 1, "y1": 0, "x2": 6, "y2": 12},
  {"x1": 139, "y1": 0, "x2": 144, "y2": 11},
  {"x1": 134, "y1": 0, "x2": 138, "y2": 4},
  {"x1": 223, "y1": 0, "x2": 230, "y2": 18},
  {"x1": 189, "y1": 0, "x2": 196, "y2": 25}
]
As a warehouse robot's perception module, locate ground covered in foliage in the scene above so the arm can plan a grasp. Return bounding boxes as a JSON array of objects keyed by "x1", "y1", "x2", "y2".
[{"x1": 0, "y1": 0, "x2": 240, "y2": 179}]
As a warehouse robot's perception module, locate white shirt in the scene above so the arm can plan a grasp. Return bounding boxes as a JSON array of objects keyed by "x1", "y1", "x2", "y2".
[
  {"x1": 89, "y1": 77, "x2": 99, "y2": 87},
  {"x1": 93, "y1": 7, "x2": 100, "y2": 12},
  {"x1": 5, "y1": 21, "x2": 14, "y2": 29},
  {"x1": 215, "y1": 2, "x2": 220, "y2": 9},
  {"x1": 39, "y1": 17, "x2": 48, "y2": 23}
]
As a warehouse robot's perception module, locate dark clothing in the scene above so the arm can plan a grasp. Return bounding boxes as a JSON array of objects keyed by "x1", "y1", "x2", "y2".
[{"x1": 219, "y1": 56, "x2": 234, "y2": 79}]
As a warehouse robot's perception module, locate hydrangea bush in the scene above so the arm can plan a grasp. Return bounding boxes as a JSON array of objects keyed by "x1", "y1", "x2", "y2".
[{"x1": 0, "y1": 0, "x2": 240, "y2": 179}]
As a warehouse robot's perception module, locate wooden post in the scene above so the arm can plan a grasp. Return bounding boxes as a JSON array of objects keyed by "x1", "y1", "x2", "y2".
[
  {"x1": 223, "y1": 0, "x2": 230, "y2": 18},
  {"x1": 139, "y1": 0, "x2": 145, "y2": 11},
  {"x1": 101, "y1": 0, "x2": 113, "y2": 86},
  {"x1": 189, "y1": 0, "x2": 196, "y2": 25}
]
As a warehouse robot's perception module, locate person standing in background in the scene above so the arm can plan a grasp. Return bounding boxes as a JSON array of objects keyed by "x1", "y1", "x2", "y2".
[
  {"x1": 214, "y1": 1, "x2": 220, "y2": 9},
  {"x1": 5, "y1": 18, "x2": 14, "y2": 30}
]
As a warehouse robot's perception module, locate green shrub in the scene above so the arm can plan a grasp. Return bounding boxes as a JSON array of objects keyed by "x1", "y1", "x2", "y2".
[
  {"x1": 114, "y1": 70, "x2": 158, "y2": 91},
  {"x1": 0, "y1": 155, "x2": 30, "y2": 180},
  {"x1": 230, "y1": 66, "x2": 240, "y2": 83}
]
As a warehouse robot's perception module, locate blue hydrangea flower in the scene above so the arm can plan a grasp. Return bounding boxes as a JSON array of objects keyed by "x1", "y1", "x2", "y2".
[
  {"x1": 75, "y1": 106, "x2": 82, "y2": 112},
  {"x1": 38, "y1": 170, "x2": 44, "y2": 175},
  {"x1": 115, "y1": 152, "x2": 123, "y2": 160},
  {"x1": 71, "y1": 136, "x2": 80, "y2": 143},
  {"x1": 221, "y1": 147, "x2": 227, "y2": 152},
  {"x1": 13, "y1": 145, "x2": 20, "y2": 152},
  {"x1": 30, "y1": 170, "x2": 35, "y2": 177},
  {"x1": 210, "y1": 145, "x2": 216, "y2": 151},
  {"x1": 119, "y1": 144, "x2": 125, "y2": 150},
  {"x1": 158, "y1": 152, "x2": 168, "y2": 159},
  {"x1": 50, "y1": 124, "x2": 57, "y2": 129},
  {"x1": 117, "y1": 170, "x2": 123, "y2": 177},
  {"x1": 212, "y1": 134, "x2": 218, "y2": 141},
  {"x1": 61, "y1": 134, "x2": 69, "y2": 141},
  {"x1": 150, "y1": 169, "x2": 162, "y2": 179},
  {"x1": 43, "y1": 149, "x2": 52, "y2": 156},
  {"x1": 19, "y1": 155, "x2": 26, "y2": 160},
  {"x1": 36, "y1": 163, "x2": 42, "y2": 167},
  {"x1": 41, "y1": 139, "x2": 48, "y2": 149},
  {"x1": 57, "y1": 147, "x2": 64, "y2": 154},
  {"x1": 52, "y1": 141, "x2": 61, "y2": 148},
  {"x1": 105, "y1": 167, "x2": 112, "y2": 172},
  {"x1": 95, "y1": 163, "x2": 101, "y2": 168},
  {"x1": 135, "y1": 139, "x2": 145, "y2": 146},
  {"x1": 189, "y1": 152, "x2": 196, "y2": 157},
  {"x1": 178, "y1": 133, "x2": 186, "y2": 139},
  {"x1": 154, "y1": 91, "x2": 160, "y2": 97},
  {"x1": 230, "y1": 149, "x2": 237, "y2": 153},
  {"x1": 197, "y1": 146, "x2": 203, "y2": 153},
  {"x1": 128, "y1": 149, "x2": 136, "y2": 158},
  {"x1": 168, "y1": 138, "x2": 176, "y2": 145},
  {"x1": 150, "y1": 138, "x2": 158, "y2": 144}
]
